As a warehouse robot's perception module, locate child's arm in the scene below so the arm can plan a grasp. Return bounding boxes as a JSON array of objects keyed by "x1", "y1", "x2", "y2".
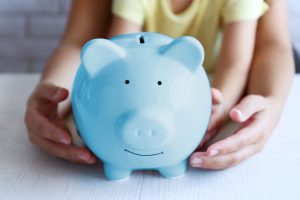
[
  {"x1": 208, "y1": 21, "x2": 258, "y2": 132},
  {"x1": 108, "y1": 15, "x2": 142, "y2": 38},
  {"x1": 191, "y1": 0, "x2": 294, "y2": 169},
  {"x1": 25, "y1": 0, "x2": 112, "y2": 164},
  {"x1": 213, "y1": 20, "x2": 257, "y2": 109}
]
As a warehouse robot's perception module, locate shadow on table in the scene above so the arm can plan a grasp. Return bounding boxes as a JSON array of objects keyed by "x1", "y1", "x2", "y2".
[{"x1": 27, "y1": 121, "x2": 240, "y2": 182}]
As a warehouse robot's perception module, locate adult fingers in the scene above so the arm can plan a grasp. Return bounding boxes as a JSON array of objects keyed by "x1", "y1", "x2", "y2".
[
  {"x1": 32, "y1": 134, "x2": 96, "y2": 164},
  {"x1": 25, "y1": 110, "x2": 71, "y2": 144},
  {"x1": 190, "y1": 142, "x2": 262, "y2": 169},
  {"x1": 35, "y1": 83, "x2": 69, "y2": 103},
  {"x1": 207, "y1": 107, "x2": 225, "y2": 132},
  {"x1": 230, "y1": 95, "x2": 266, "y2": 123},
  {"x1": 206, "y1": 111, "x2": 266, "y2": 156}
]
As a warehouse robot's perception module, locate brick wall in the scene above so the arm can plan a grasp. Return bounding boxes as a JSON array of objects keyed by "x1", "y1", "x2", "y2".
[
  {"x1": 0, "y1": 0, "x2": 299, "y2": 73},
  {"x1": 0, "y1": 0, "x2": 71, "y2": 72}
]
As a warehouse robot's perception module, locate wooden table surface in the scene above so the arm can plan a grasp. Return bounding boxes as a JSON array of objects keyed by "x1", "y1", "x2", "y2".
[{"x1": 0, "y1": 74, "x2": 300, "y2": 200}]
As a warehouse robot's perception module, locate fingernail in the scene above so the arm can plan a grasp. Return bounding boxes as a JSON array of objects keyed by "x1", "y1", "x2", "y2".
[
  {"x1": 54, "y1": 88, "x2": 67, "y2": 99},
  {"x1": 208, "y1": 149, "x2": 219, "y2": 157},
  {"x1": 234, "y1": 109, "x2": 244, "y2": 121},
  {"x1": 78, "y1": 154, "x2": 89, "y2": 161},
  {"x1": 60, "y1": 138, "x2": 69, "y2": 144},
  {"x1": 191, "y1": 157, "x2": 203, "y2": 167}
]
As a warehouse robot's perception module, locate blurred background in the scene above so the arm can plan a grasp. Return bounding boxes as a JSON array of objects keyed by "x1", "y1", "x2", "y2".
[{"x1": 0, "y1": 0, "x2": 299, "y2": 73}]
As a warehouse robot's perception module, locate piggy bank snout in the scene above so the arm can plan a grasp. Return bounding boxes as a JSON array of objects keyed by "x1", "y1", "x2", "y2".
[{"x1": 117, "y1": 110, "x2": 174, "y2": 150}]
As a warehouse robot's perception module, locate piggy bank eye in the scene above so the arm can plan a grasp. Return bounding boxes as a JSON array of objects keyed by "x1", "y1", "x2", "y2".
[
  {"x1": 125, "y1": 80, "x2": 130, "y2": 84},
  {"x1": 157, "y1": 81, "x2": 162, "y2": 86}
]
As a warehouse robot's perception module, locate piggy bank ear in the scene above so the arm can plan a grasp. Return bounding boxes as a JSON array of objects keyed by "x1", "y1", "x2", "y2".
[
  {"x1": 81, "y1": 39, "x2": 126, "y2": 76},
  {"x1": 160, "y1": 36, "x2": 204, "y2": 72}
]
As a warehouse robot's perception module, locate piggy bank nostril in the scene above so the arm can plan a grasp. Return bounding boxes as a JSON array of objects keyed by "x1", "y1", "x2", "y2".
[
  {"x1": 149, "y1": 129, "x2": 156, "y2": 137},
  {"x1": 118, "y1": 109, "x2": 175, "y2": 149},
  {"x1": 135, "y1": 129, "x2": 142, "y2": 137}
]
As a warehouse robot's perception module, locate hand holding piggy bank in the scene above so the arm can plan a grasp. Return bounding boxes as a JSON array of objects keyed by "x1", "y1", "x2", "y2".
[{"x1": 72, "y1": 32, "x2": 211, "y2": 181}]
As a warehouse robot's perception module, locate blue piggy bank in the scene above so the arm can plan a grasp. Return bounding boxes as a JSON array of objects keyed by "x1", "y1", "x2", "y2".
[{"x1": 72, "y1": 32, "x2": 211, "y2": 181}]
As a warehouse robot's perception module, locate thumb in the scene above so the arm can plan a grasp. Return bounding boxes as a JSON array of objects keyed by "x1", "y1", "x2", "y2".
[
  {"x1": 35, "y1": 83, "x2": 69, "y2": 103},
  {"x1": 230, "y1": 95, "x2": 266, "y2": 123}
]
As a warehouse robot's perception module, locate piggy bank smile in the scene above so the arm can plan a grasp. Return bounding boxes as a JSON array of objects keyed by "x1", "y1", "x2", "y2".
[
  {"x1": 72, "y1": 32, "x2": 211, "y2": 181},
  {"x1": 124, "y1": 149, "x2": 164, "y2": 156}
]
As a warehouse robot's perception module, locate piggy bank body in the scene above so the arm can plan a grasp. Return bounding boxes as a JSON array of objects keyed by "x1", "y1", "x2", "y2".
[{"x1": 72, "y1": 32, "x2": 211, "y2": 181}]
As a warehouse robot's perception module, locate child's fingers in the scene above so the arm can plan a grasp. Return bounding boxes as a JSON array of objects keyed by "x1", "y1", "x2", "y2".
[
  {"x1": 33, "y1": 134, "x2": 96, "y2": 164},
  {"x1": 202, "y1": 106, "x2": 226, "y2": 148},
  {"x1": 211, "y1": 88, "x2": 223, "y2": 105},
  {"x1": 203, "y1": 111, "x2": 224, "y2": 146},
  {"x1": 207, "y1": 115, "x2": 220, "y2": 132},
  {"x1": 207, "y1": 106, "x2": 224, "y2": 131},
  {"x1": 35, "y1": 83, "x2": 69, "y2": 103},
  {"x1": 190, "y1": 142, "x2": 261, "y2": 169},
  {"x1": 230, "y1": 95, "x2": 266, "y2": 123},
  {"x1": 26, "y1": 110, "x2": 71, "y2": 144},
  {"x1": 51, "y1": 88, "x2": 69, "y2": 102},
  {"x1": 206, "y1": 111, "x2": 265, "y2": 156},
  {"x1": 35, "y1": 83, "x2": 60, "y2": 99}
]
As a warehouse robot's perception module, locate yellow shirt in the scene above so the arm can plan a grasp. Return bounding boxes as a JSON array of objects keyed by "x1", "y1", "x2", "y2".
[{"x1": 112, "y1": 0, "x2": 268, "y2": 72}]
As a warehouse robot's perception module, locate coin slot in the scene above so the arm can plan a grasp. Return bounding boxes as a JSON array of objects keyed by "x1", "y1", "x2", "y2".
[{"x1": 139, "y1": 36, "x2": 145, "y2": 44}]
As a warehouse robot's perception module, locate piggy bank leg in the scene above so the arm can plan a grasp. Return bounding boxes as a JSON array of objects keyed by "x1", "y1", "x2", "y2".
[
  {"x1": 158, "y1": 160, "x2": 187, "y2": 179},
  {"x1": 103, "y1": 163, "x2": 131, "y2": 181}
]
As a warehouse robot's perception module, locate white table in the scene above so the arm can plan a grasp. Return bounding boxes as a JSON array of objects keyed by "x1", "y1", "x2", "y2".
[{"x1": 0, "y1": 74, "x2": 300, "y2": 200}]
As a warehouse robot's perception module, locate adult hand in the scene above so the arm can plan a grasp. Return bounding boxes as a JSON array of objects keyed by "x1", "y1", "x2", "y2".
[
  {"x1": 24, "y1": 83, "x2": 96, "y2": 164},
  {"x1": 199, "y1": 88, "x2": 226, "y2": 148},
  {"x1": 190, "y1": 95, "x2": 280, "y2": 169}
]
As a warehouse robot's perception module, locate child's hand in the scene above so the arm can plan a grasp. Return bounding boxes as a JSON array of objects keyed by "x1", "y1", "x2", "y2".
[
  {"x1": 24, "y1": 83, "x2": 96, "y2": 164},
  {"x1": 199, "y1": 88, "x2": 226, "y2": 148},
  {"x1": 190, "y1": 95, "x2": 278, "y2": 169}
]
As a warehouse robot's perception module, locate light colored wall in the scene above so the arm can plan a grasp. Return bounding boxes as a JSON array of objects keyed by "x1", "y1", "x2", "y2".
[
  {"x1": 0, "y1": 0, "x2": 299, "y2": 73},
  {"x1": 289, "y1": 0, "x2": 300, "y2": 52},
  {"x1": 0, "y1": 0, "x2": 71, "y2": 72}
]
